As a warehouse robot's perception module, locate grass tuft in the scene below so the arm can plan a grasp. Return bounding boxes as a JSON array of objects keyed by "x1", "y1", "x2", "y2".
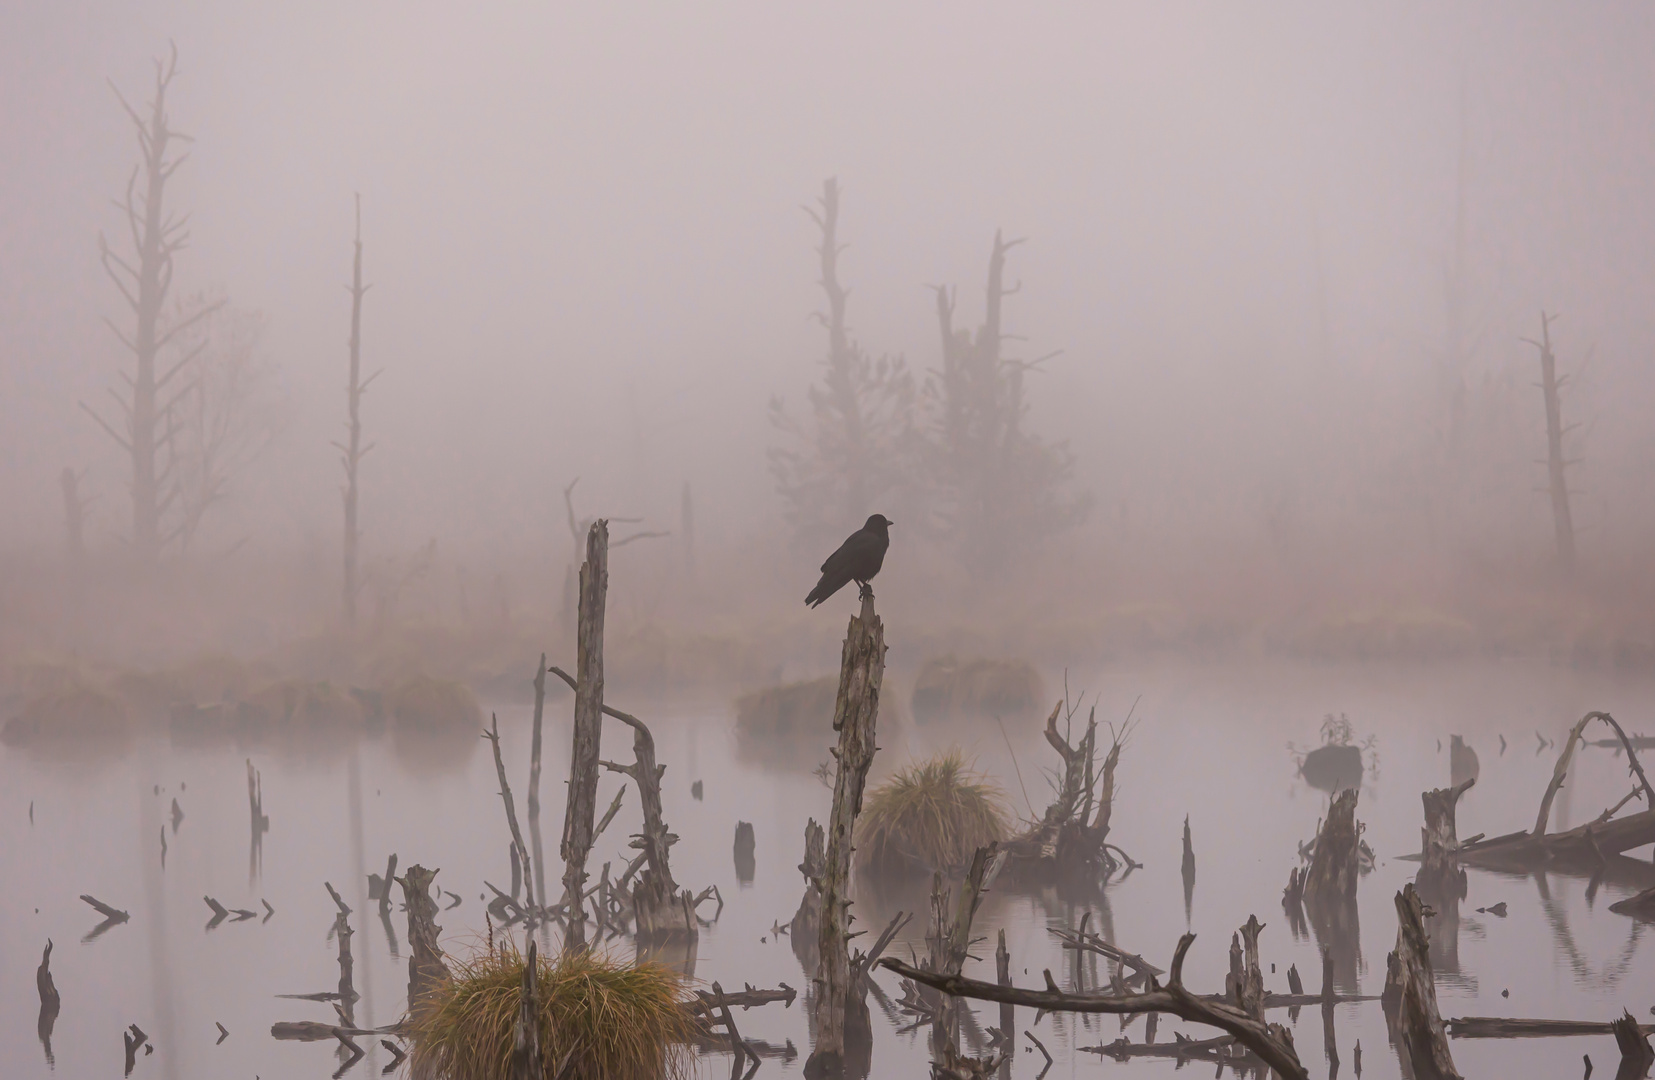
[
  {"x1": 408, "y1": 942, "x2": 694, "y2": 1080},
  {"x1": 857, "y1": 750, "x2": 1010, "y2": 875}
]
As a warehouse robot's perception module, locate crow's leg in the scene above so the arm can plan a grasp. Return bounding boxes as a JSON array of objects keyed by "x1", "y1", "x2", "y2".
[{"x1": 857, "y1": 580, "x2": 874, "y2": 601}]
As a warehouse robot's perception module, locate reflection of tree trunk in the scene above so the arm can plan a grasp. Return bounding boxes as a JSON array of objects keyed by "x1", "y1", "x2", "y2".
[
  {"x1": 1416, "y1": 778, "x2": 1472, "y2": 978},
  {"x1": 1305, "y1": 789, "x2": 1363, "y2": 992}
]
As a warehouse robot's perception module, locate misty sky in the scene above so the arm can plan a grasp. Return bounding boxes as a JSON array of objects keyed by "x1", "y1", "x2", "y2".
[{"x1": 4, "y1": 2, "x2": 1653, "y2": 563}]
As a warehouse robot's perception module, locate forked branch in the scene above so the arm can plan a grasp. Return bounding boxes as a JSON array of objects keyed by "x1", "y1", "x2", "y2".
[{"x1": 877, "y1": 933, "x2": 1307, "y2": 1080}]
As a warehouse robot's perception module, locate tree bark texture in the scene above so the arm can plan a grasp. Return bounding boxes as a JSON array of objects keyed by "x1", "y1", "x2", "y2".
[
  {"x1": 1417, "y1": 778, "x2": 1473, "y2": 901},
  {"x1": 805, "y1": 590, "x2": 885, "y2": 1078},
  {"x1": 1381, "y1": 884, "x2": 1461, "y2": 1080},
  {"x1": 560, "y1": 520, "x2": 608, "y2": 951},
  {"x1": 398, "y1": 864, "x2": 450, "y2": 1021}
]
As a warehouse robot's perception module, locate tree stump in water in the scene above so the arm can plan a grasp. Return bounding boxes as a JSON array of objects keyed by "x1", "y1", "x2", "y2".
[
  {"x1": 1303, "y1": 789, "x2": 1363, "y2": 990},
  {"x1": 804, "y1": 590, "x2": 884, "y2": 1079},
  {"x1": 1612, "y1": 1009, "x2": 1655, "y2": 1079},
  {"x1": 1417, "y1": 778, "x2": 1473, "y2": 901},
  {"x1": 398, "y1": 865, "x2": 450, "y2": 1021},
  {"x1": 1305, "y1": 789, "x2": 1360, "y2": 905},
  {"x1": 1381, "y1": 884, "x2": 1460, "y2": 1080}
]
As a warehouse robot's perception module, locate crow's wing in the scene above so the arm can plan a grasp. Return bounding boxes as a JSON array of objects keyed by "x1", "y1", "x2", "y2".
[
  {"x1": 806, "y1": 528, "x2": 875, "y2": 607},
  {"x1": 820, "y1": 529, "x2": 874, "y2": 574}
]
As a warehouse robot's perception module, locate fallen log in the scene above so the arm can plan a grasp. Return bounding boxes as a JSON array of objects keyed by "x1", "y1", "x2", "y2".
[
  {"x1": 1463, "y1": 713, "x2": 1655, "y2": 870},
  {"x1": 878, "y1": 932, "x2": 1308, "y2": 1080},
  {"x1": 1448, "y1": 1017, "x2": 1655, "y2": 1039}
]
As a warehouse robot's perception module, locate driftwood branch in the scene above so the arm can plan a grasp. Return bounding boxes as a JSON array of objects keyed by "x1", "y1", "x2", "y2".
[{"x1": 878, "y1": 933, "x2": 1307, "y2": 1080}]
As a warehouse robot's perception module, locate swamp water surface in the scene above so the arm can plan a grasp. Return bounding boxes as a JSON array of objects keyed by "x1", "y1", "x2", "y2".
[{"x1": 5, "y1": 660, "x2": 1655, "y2": 1079}]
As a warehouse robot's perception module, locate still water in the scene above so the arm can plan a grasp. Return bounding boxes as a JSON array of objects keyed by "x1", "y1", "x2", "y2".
[{"x1": 4, "y1": 660, "x2": 1654, "y2": 1078}]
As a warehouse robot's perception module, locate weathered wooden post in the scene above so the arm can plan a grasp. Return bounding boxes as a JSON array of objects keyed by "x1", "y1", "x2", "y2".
[
  {"x1": 804, "y1": 589, "x2": 884, "y2": 1079},
  {"x1": 560, "y1": 520, "x2": 608, "y2": 951}
]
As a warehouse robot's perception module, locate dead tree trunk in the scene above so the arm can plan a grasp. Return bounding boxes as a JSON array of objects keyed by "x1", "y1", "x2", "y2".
[
  {"x1": 84, "y1": 44, "x2": 220, "y2": 563},
  {"x1": 527, "y1": 655, "x2": 547, "y2": 915},
  {"x1": 601, "y1": 702, "x2": 693, "y2": 939},
  {"x1": 1230, "y1": 916, "x2": 1266, "y2": 1021},
  {"x1": 804, "y1": 589, "x2": 885, "y2": 1079},
  {"x1": 560, "y1": 520, "x2": 608, "y2": 951},
  {"x1": 995, "y1": 930, "x2": 1013, "y2": 1066},
  {"x1": 511, "y1": 938, "x2": 542, "y2": 1080},
  {"x1": 924, "y1": 847, "x2": 1007, "y2": 1076},
  {"x1": 680, "y1": 480, "x2": 695, "y2": 577},
  {"x1": 1181, "y1": 815, "x2": 1196, "y2": 924},
  {"x1": 339, "y1": 194, "x2": 375, "y2": 626},
  {"x1": 1301, "y1": 788, "x2": 1362, "y2": 991},
  {"x1": 813, "y1": 177, "x2": 868, "y2": 522},
  {"x1": 1613, "y1": 1010, "x2": 1655, "y2": 1080},
  {"x1": 398, "y1": 864, "x2": 450, "y2": 1021},
  {"x1": 1418, "y1": 778, "x2": 1474, "y2": 901},
  {"x1": 1526, "y1": 311, "x2": 1576, "y2": 571},
  {"x1": 59, "y1": 468, "x2": 85, "y2": 564},
  {"x1": 1304, "y1": 789, "x2": 1361, "y2": 906},
  {"x1": 1382, "y1": 884, "x2": 1461, "y2": 1080},
  {"x1": 1005, "y1": 701, "x2": 1133, "y2": 882}
]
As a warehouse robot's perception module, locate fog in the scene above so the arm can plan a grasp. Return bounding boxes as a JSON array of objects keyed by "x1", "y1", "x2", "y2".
[
  {"x1": 11, "y1": 9, "x2": 1655, "y2": 1080},
  {"x1": 5, "y1": 3, "x2": 1655, "y2": 660}
]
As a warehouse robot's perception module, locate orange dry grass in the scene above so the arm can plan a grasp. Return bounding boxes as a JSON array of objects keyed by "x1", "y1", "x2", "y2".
[{"x1": 407, "y1": 943, "x2": 694, "y2": 1080}]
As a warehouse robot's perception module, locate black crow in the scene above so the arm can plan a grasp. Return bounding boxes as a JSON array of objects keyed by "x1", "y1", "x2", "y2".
[{"x1": 805, "y1": 514, "x2": 892, "y2": 608}]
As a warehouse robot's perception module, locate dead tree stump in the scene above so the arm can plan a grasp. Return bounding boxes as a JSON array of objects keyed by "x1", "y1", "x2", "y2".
[
  {"x1": 1613, "y1": 1009, "x2": 1654, "y2": 1079},
  {"x1": 600, "y1": 699, "x2": 695, "y2": 941},
  {"x1": 1382, "y1": 884, "x2": 1460, "y2": 1080},
  {"x1": 804, "y1": 590, "x2": 885, "y2": 1079},
  {"x1": 1232, "y1": 915, "x2": 1266, "y2": 1021},
  {"x1": 1305, "y1": 789, "x2": 1361, "y2": 906},
  {"x1": 399, "y1": 865, "x2": 450, "y2": 1021},
  {"x1": 1418, "y1": 778, "x2": 1473, "y2": 901},
  {"x1": 511, "y1": 938, "x2": 543, "y2": 1080},
  {"x1": 560, "y1": 520, "x2": 608, "y2": 951}
]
